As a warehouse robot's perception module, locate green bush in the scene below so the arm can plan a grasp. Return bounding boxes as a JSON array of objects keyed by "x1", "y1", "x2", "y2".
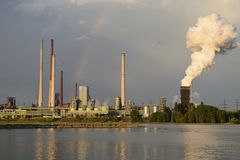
[
  {"x1": 130, "y1": 110, "x2": 142, "y2": 123},
  {"x1": 229, "y1": 118, "x2": 240, "y2": 124}
]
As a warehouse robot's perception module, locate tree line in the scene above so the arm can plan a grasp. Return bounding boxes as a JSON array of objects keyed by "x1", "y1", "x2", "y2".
[{"x1": 130, "y1": 103, "x2": 240, "y2": 124}]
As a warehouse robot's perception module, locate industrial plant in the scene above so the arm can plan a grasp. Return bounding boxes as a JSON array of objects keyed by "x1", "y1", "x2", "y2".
[
  {"x1": 0, "y1": 34, "x2": 235, "y2": 122},
  {"x1": 0, "y1": 39, "x2": 171, "y2": 120}
]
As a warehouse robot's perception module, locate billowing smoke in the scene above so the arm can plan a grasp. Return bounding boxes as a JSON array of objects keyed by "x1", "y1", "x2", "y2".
[{"x1": 181, "y1": 13, "x2": 239, "y2": 86}]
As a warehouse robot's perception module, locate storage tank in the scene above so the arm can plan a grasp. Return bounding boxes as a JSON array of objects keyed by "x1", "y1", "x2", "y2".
[
  {"x1": 153, "y1": 105, "x2": 158, "y2": 113},
  {"x1": 143, "y1": 106, "x2": 150, "y2": 118}
]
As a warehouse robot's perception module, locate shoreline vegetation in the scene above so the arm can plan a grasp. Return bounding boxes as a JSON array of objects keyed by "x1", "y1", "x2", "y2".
[{"x1": 1, "y1": 104, "x2": 240, "y2": 129}]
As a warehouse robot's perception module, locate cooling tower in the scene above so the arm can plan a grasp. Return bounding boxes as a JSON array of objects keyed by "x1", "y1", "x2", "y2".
[{"x1": 180, "y1": 86, "x2": 190, "y2": 105}]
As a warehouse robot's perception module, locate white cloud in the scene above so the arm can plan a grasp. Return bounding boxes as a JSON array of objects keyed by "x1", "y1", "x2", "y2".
[
  {"x1": 69, "y1": 0, "x2": 90, "y2": 6},
  {"x1": 79, "y1": 19, "x2": 86, "y2": 25},
  {"x1": 75, "y1": 35, "x2": 90, "y2": 40},
  {"x1": 121, "y1": 0, "x2": 137, "y2": 5},
  {"x1": 14, "y1": 0, "x2": 67, "y2": 15},
  {"x1": 68, "y1": 0, "x2": 145, "y2": 6}
]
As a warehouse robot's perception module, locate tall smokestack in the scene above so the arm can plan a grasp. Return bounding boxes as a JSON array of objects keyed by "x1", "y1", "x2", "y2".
[
  {"x1": 180, "y1": 86, "x2": 190, "y2": 105},
  {"x1": 75, "y1": 83, "x2": 78, "y2": 97},
  {"x1": 48, "y1": 39, "x2": 55, "y2": 107},
  {"x1": 60, "y1": 70, "x2": 63, "y2": 107},
  {"x1": 121, "y1": 52, "x2": 126, "y2": 107},
  {"x1": 51, "y1": 53, "x2": 55, "y2": 107},
  {"x1": 38, "y1": 39, "x2": 43, "y2": 107}
]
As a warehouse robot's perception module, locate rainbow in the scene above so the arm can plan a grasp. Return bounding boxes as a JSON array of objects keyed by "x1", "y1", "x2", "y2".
[{"x1": 74, "y1": 7, "x2": 109, "y2": 82}]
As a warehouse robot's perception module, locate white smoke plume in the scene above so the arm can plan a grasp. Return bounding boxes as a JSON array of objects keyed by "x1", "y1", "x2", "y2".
[{"x1": 181, "y1": 13, "x2": 239, "y2": 86}]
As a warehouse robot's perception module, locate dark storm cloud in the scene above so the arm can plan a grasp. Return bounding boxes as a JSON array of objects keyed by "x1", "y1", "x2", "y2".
[{"x1": 0, "y1": 0, "x2": 240, "y2": 107}]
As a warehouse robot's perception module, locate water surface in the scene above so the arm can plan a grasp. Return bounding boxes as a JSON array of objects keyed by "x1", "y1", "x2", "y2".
[{"x1": 0, "y1": 124, "x2": 239, "y2": 160}]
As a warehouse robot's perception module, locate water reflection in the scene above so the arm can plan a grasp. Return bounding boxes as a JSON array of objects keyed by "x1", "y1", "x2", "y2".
[
  {"x1": 182, "y1": 125, "x2": 220, "y2": 160},
  {"x1": 34, "y1": 128, "x2": 56, "y2": 160},
  {"x1": 47, "y1": 128, "x2": 56, "y2": 160},
  {"x1": 119, "y1": 141, "x2": 127, "y2": 160},
  {"x1": 77, "y1": 140, "x2": 90, "y2": 160},
  {"x1": 15, "y1": 125, "x2": 239, "y2": 160},
  {"x1": 35, "y1": 129, "x2": 43, "y2": 160}
]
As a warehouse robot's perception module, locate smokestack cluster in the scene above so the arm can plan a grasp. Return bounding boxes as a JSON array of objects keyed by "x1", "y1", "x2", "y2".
[
  {"x1": 121, "y1": 52, "x2": 126, "y2": 108},
  {"x1": 181, "y1": 13, "x2": 239, "y2": 87},
  {"x1": 48, "y1": 39, "x2": 55, "y2": 107}
]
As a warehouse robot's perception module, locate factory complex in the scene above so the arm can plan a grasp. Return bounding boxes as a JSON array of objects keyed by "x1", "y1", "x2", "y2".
[{"x1": 0, "y1": 39, "x2": 190, "y2": 120}]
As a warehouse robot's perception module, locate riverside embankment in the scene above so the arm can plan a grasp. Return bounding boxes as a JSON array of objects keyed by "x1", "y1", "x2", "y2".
[{"x1": 0, "y1": 122, "x2": 139, "y2": 129}]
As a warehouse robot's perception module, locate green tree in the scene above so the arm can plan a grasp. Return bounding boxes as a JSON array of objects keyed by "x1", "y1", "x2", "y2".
[
  {"x1": 217, "y1": 110, "x2": 228, "y2": 123},
  {"x1": 186, "y1": 111, "x2": 196, "y2": 123},
  {"x1": 149, "y1": 112, "x2": 170, "y2": 122},
  {"x1": 130, "y1": 110, "x2": 142, "y2": 123},
  {"x1": 195, "y1": 105, "x2": 219, "y2": 123},
  {"x1": 171, "y1": 111, "x2": 187, "y2": 123}
]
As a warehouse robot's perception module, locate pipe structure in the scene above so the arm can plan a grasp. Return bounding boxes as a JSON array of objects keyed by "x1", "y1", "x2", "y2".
[
  {"x1": 38, "y1": 39, "x2": 43, "y2": 107},
  {"x1": 121, "y1": 52, "x2": 126, "y2": 107},
  {"x1": 60, "y1": 70, "x2": 63, "y2": 107}
]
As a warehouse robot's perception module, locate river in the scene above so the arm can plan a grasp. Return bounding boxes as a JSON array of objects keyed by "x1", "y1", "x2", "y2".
[{"x1": 0, "y1": 124, "x2": 239, "y2": 160}]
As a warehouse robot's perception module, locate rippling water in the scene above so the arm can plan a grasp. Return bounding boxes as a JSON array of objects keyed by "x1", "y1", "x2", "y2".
[{"x1": 0, "y1": 124, "x2": 240, "y2": 160}]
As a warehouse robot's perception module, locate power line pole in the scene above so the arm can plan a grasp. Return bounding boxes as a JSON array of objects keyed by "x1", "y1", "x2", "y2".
[
  {"x1": 235, "y1": 98, "x2": 239, "y2": 111},
  {"x1": 221, "y1": 98, "x2": 227, "y2": 110}
]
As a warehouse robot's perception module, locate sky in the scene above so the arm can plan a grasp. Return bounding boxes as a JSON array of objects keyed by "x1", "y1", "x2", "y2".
[{"x1": 0, "y1": 0, "x2": 240, "y2": 108}]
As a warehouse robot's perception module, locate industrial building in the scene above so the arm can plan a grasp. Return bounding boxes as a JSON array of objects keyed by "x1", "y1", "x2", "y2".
[
  {"x1": 79, "y1": 86, "x2": 90, "y2": 107},
  {"x1": 115, "y1": 96, "x2": 121, "y2": 110},
  {"x1": 143, "y1": 105, "x2": 159, "y2": 118},
  {"x1": 159, "y1": 97, "x2": 167, "y2": 112},
  {"x1": 5, "y1": 97, "x2": 16, "y2": 109}
]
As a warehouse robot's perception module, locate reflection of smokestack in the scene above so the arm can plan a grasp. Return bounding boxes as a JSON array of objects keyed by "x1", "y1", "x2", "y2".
[
  {"x1": 180, "y1": 86, "x2": 190, "y2": 105},
  {"x1": 48, "y1": 39, "x2": 55, "y2": 107},
  {"x1": 60, "y1": 70, "x2": 63, "y2": 107},
  {"x1": 121, "y1": 52, "x2": 126, "y2": 107},
  {"x1": 38, "y1": 39, "x2": 43, "y2": 107}
]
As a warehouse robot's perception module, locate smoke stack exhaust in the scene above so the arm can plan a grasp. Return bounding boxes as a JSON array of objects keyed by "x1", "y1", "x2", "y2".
[
  {"x1": 38, "y1": 39, "x2": 43, "y2": 107},
  {"x1": 181, "y1": 14, "x2": 239, "y2": 86},
  {"x1": 180, "y1": 86, "x2": 190, "y2": 105},
  {"x1": 60, "y1": 70, "x2": 63, "y2": 107},
  {"x1": 121, "y1": 52, "x2": 126, "y2": 108}
]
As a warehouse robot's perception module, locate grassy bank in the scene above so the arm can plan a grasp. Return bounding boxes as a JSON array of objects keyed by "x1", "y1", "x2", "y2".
[{"x1": 0, "y1": 121, "x2": 139, "y2": 129}]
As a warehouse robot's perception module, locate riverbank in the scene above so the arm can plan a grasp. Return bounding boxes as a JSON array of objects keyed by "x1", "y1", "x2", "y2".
[{"x1": 0, "y1": 122, "x2": 139, "y2": 129}]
